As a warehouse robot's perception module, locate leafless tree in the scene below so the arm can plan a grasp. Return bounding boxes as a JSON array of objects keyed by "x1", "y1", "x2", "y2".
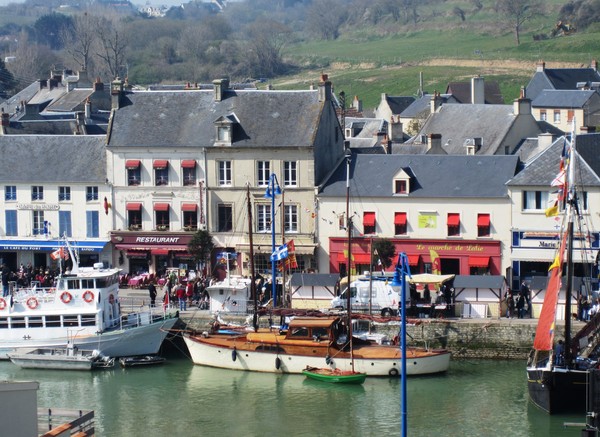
[
  {"x1": 7, "y1": 31, "x2": 62, "y2": 91},
  {"x1": 95, "y1": 15, "x2": 129, "y2": 80},
  {"x1": 306, "y1": 0, "x2": 348, "y2": 40},
  {"x1": 60, "y1": 12, "x2": 99, "y2": 72},
  {"x1": 495, "y1": 0, "x2": 543, "y2": 45},
  {"x1": 243, "y1": 19, "x2": 291, "y2": 77}
]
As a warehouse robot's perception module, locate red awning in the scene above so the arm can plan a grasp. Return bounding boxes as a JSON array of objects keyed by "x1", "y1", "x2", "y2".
[
  {"x1": 126, "y1": 202, "x2": 142, "y2": 211},
  {"x1": 353, "y1": 253, "x2": 371, "y2": 264},
  {"x1": 181, "y1": 160, "x2": 196, "y2": 168},
  {"x1": 126, "y1": 250, "x2": 147, "y2": 258},
  {"x1": 125, "y1": 160, "x2": 141, "y2": 169},
  {"x1": 394, "y1": 212, "x2": 407, "y2": 225},
  {"x1": 181, "y1": 203, "x2": 198, "y2": 212},
  {"x1": 477, "y1": 214, "x2": 491, "y2": 227},
  {"x1": 363, "y1": 212, "x2": 376, "y2": 226},
  {"x1": 447, "y1": 213, "x2": 460, "y2": 226},
  {"x1": 408, "y1": 254, "x2": 420, "y2": 266},
  {"x1": 469, "y1": 256, "x2": 490, "y2": 267},
  {"x1": 153, "y1": 160, "x2": 168, "y2": 169},
  {"x1": 154, "y1": 203, "x2": 170, "y2": 211},
  {"x1": 151, "y1": 249, "x2": 169, "y2": 255}
]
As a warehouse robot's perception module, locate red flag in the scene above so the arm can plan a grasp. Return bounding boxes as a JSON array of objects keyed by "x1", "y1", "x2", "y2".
[
  {"x1": 50, "y1": 247, "x2": 69, "y2": 260},
  {"x1": 284, "y1": 240, "x2": 298, "y2": 269}
]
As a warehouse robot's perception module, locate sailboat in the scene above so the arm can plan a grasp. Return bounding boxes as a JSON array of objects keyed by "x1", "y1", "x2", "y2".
[{"x1": 526, "y1": 126, "x2": 600, "y2": 414}]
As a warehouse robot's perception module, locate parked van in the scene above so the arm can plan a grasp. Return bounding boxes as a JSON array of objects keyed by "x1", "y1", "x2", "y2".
[{"x1": 331, "y1": 278, "x2": 400, "y2": 317}]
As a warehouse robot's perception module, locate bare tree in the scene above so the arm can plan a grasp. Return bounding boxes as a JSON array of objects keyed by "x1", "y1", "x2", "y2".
[
  {"x1": 495, "y1": 0, "x2": 543, "y2": 45},
  {"x1": 95, "y1": 16, "x2": 128, "y2": 80},
  {"x1": 60, "y1": 12, "x2": 99, "y2": 72},
  {"x1": 243, "y1": 19, "x2": 291, "y2": 78},
  {"x1": 7, "y1": 31, "x2": 62, "y2": 91},
  {"x1": 306, "y1": 0, "x2": 347, "y2": 40}
]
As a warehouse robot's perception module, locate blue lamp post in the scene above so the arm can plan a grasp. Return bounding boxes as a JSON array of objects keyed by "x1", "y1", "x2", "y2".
[{"x1": 264, "y1": 173, "x2": 282, "y2": 306}]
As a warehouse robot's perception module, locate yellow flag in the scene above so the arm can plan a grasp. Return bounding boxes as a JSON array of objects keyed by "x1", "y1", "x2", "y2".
[
  {"x1": 545, "y1": 204, "x2": 559, "y2": 217},
  {"x1": 548, "y1": 255, "x2": 560, "y2": 271},
  {"x1": 429, "y1": 249, "x2": 441, "y2": 275}
]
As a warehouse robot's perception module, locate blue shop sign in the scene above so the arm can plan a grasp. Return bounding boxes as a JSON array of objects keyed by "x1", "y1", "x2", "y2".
[{"x1": 0, "y1": 240, "x2": 108, "y2": 252}]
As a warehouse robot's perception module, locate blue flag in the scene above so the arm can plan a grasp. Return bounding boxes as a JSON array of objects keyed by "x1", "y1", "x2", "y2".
[{"x1": 270, "y1": 244, "x2": 288, "y2": 262}]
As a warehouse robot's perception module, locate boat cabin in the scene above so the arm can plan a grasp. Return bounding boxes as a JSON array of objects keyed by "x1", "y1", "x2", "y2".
[{"x1": 285, "y1": 317, "x2": 342, "y2": 342}]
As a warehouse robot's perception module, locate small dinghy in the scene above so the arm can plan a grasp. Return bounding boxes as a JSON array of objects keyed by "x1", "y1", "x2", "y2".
[
  {"x1": 119, "y1": 355, "x2": 166, "y2": 368},
  {"x1": 302, "y1": 366, "x2": 366, "y2": 384}
]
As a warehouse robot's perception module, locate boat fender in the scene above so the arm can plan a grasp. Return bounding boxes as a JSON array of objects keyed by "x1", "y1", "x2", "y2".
[
  {"x1": 201, "y1": 331, "x2": 209, "y2": 338},
  {"x1": 275, "y1": 357, "x2": 281, "y2": 369},
  {"x1": 232, "y1": 348, "x2": 237, "y2": 362},
  {"x1": 0, "y1": 297, "x2": 5, "y2": 310},
  {"x1": 26, "y1": 297, "x2": 39, "y2": 309},
  {"x1": 325, "y1": 355, "x2": 332, "y2": 365},
  {"x1": 60, "y1": 291, "x2": 73, "y2": 304},
  {"x1": 389, "y1": 368, "x2": 399, "y2": 377},
  {"x1": 83, "y1": 290, "x2": 94, "y2": 303}
]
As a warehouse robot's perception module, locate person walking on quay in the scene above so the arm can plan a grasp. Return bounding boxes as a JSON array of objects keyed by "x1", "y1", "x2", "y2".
[
  {"x1": 176, "y1": 284, "x2": 187, "y2": 311},
  {"x1": 186, "y1": 280, "x2": 194, "y2": 306},
  {"x1": 505, "y1": 291, "x2": 514, "y2": 318},
  {"x1": 148, "y1": 281, "x2": 157, "y2": 307},
  {"x1": 516, "y1": 292, "x2": 526, "y2": 319}
]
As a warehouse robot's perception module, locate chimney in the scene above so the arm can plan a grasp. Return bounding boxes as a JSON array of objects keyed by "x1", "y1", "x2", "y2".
[
  {"x1": 513, "y1": 87, "x2": 531, "y2": 115},
  {"x1": 266, "y1": 83, "x2": 273, "y2": 90},
  {"x1": 426, "y1": 133, "x2": 445, "y2": 154},
  {"x1": 352, "y1": 95, "x2": 362, "y2": 113},
  {"x1": 213, "y1": 78, "x2": 229, "y2": 102},
  {"x1": 388, "y1": 117, "x2": 403, "y2": 143},
  {"x1": 111, "y1": 77, "x2": 123, "y2": 110},
  {"x1": 592, "y1": 60, "x2": 598, "y2": 71},
  {"x1": 49, "y1": 78, "x2": 58, "y2": 90},
  {"x1": 536, "y1": 61, "x2": 546, "y2": 72},
  {"x1": 318, "y1": 73, "x2": 332, "y2": 102},
  {"x1": 75, "y1": 111, "x2": 85, "y2": 135},
  {"x1": 39, "y1": 79, "x2": 48, "y2": 90},
  {"x1": 85, "y1": 98, "x2": 91, "y2": 120},
  {"x1": 430, "y1": 91, "x2": 442, "y2": 113},
  {"x1": 77, "y1": 69, "x2": 90, "y2": 87},
  {"x1": 537, "y1": 132, "x2": 555, "y2": 149},
  {"x1": 580, "y1": 126, "x2": 596, "y2": 134},
  {"x1": 0, "y1": 109, "x2": 9, "y2": 127},
  {"x1": 471, "y1": 76, "x2": 485, "y2": 104},
  {"x1": 93, "y1": 78, "x2": 104, "y2": 92}
]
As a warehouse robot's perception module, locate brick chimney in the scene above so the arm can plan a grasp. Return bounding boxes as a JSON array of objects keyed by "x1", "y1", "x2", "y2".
[
  {"x1": 513, "y1": 87, "x2": 531, "y2": 116},
  {"x1": 352, "y1": 95, "x2": 362, "y2": 113},
  {"x1": 430, "y1": 91, "x2": 442, "y2": 113},
  {"x1": 0, "y1": 109, "x2": 9, "y2": 129},
  {"x1": 213, "y1": 78, "x2": 229, "y2": 102},
  {"x1": 93, "y1": 78, "x2": 104, "y2": 92},
  {"x1": 111, "y1": 77, "x2": 123, "y2": 110},
  {"x1": 471, "y1": 76, "x2": 485, "y2": 104},
  {"x1": 536, "y1": 61, "x2": 546, "y2": 72},
  {"x1": 318, "y1": 74, "x2": 332, "y2": 102}
]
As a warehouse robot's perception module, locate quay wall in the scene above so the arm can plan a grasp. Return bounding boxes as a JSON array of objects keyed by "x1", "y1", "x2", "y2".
[{"x1": 178, "y1": 314, "x2": 581, "y2": 360}]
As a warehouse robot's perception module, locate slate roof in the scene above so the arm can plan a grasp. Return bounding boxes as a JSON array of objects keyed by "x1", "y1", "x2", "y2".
[
  {"x1": 319, "y1": 153, "x2": 519, "y2": 198},
  {"x1": 399, "y1": 93, "x2": 455, "y2": 118},
  {"x1": 446, "y1": 81, "x2": 504, "y2": 104},
  {"x1": 531, "y1": 89, "x2": 596, "y2": 108},
  {"x1": 289, "y1": 273, "x2": 339, "y2": 287},
  {"x1": 107, "y1": 89, "x2": 324, "y2": 148},
  {"x1": 506, "y1": 136, "x2": 600, "y2": 187},
  {"x1": 2, "y1": 119, "x2": 79, "y2": 135},
  {"x1": 526, "y1": 67, "x2": 600, "y2": 100},
  {"x1": 46, "y1": 89, "x2": 94, "y2": 112},
  {"x1": 0, "y1": 135, "x2": 106, "y2": 183},
  {"x1": 384, "y1": 96, "x2": 415, "y2": 115},
  {"x1": 0, "y1": 82, "x2": 39, "y2": 115}
]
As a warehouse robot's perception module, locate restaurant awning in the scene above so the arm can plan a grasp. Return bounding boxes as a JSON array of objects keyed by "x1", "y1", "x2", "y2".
[
  {"x1": 181, "y1": 203, "x2": 198, "y2": 212},
  {"x1": 153, "y1": 160, "x2": 168, "y2": 169},
  {"x1": 394, "y1": 212, "x2": 407, "y2": 225},
  {"x1": 126, "y1": 202, "x2": 142, "y2": 211},
  {"x1": 468, "y1": 256, "x2": 490, "y2": 267},
  {"x1": 181, "y1": 160, "x2": 196, "y2": 168},
  {"x1": 447, "y1": 213, "x2": 460, "y2": 226},
  {"x1": 151, "y1": 248, "x2": 169, "y2": 255},
  {"x1": 153, "y1": 203, "x2": 170, "y2": 211},
  {"x1": 337, "y1": 252, "x2": 370, "y2": 263},
  {"x1": 116, "y1": 243, "x2": 188, "y2": 252},
  {"x1": 408, "y1": 254, "x2": 420, "y2": 266},
  {"x1": 125, "y1": 159, "x2": 140, "y2": 169},
  {"x1": 477, "y1": 214, "x2": 491, "y2": 227},
  {"x1": 363, "y1": 212, "x2": 376, "y2": 227}
]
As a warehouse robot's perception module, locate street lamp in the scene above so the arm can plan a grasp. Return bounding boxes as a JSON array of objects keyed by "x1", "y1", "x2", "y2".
[{"x1": 264, "y1": 173, "x2": 282, "y2": 306}]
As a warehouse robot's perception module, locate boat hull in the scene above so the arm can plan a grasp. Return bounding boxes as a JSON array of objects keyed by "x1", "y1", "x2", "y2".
[
  {"x1": 302, "y1": 367, "x2": 366, "y2": 384},
  {"x1": 183, "y1": 334, "x2": 451, "y2": 376},
  {"x1": 527, "y1": 367, "x2": 588, "y2": 414}
]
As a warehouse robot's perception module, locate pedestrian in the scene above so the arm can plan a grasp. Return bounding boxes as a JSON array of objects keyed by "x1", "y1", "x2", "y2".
[
  {"x1": 148, "y1": 281, "x2": 157, "y2": 307},
  {"x1": 1, "y1": 264, "x2": 9, "y2": 297},
  {"x1": 505, "y1": 291, "x2": 514, "y2": 318},
  {"x1": 176, "y1": 284, "x2": 186, "y2": 311},
  {"x1": 554, "y1": 339, "x2": 565, "y2": 366},
  {"x1": 186, "y1": 280, "x2": 194, "y2": 306},
  {"x1": 516, "y1": 292, "x2": 525, "y2": 319}
]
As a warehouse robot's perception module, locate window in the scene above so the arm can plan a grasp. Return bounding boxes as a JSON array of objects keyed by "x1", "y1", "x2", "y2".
[
  {"x1": 59, "y1": 211, "x2": 72, "y2": 237},
  {"x1": 283, "y1": 161, "x2": 297, "y2": 187},
  {"x1": 217, "y1": 126, "x2": 230, "y2": 142},
  {"x1": 5, "y1": 186, "x2": 16, "y2": 201},
  {"x1": 127, "y1": 203, "x2": 142, "y2": 230},
  {"x1": 154, "y1": 162, "x2": 169, "y2": 186},
  {"x1": 553, "y1": 110, "x2": 561, "y2": 123},
  {"x1": 477, "y1": 213, "x2": 490, "y2": 237},
  {"x1": 363, "y1": 212, "x2": 376, "y2": 235},
  {"x1": 86, "y1": 186, "x2": 98, "y2": 201},
  {"x1": 394, "y1": 212, "x2": 407, "y2": 235},
  {"x1": 86, "y1": 211, "x2": 99, "y2": 238},
  {"x1": 182, "y1": 207, "x2": 198, "y2": 231},
  {"x1": 218, "y1": 161, "x2": 232, "y2": 186},
  {"x1": 540, "y1": 110, "x2": 547, "y2": 121},
  {"x1": 128, "y1": 167, "x2": 141, "y2": 186},
  {"x1": 447, "y1": 213, "x2": 460, "y2": 237},
  {"x1": 217, "y1": 204, "x2": 233, "y2": 232},
  {"x1": 257, "y1": 161, "x2": 270, "y2": 187},
  {"x1": 284, "y1": 204, "x2": 298, "y2": 233},
  {"x1": 5, "y1": 210, "x2": 17, "y2": 236},
  {"x1": 59, "y1": 186, "x2": 71, "y2": 201},
  {"x1": 523, "y1": 191, "x2": 549, "y2": 210},
  {"x1": 31, "y1": 186, "x2": 43, "y2": 201},
  {"x1": 257, "y1": 204, "x2": 271, "y2": 233},
  {"x1": 32, "y1": 211, "x2": 45, "y2": 235},
  {"x1": 182, "y1": 164, "x2": 196, "y2": 186},
  {"x1": 394, "y1": 180, "x2": 407, "y2": 194},
  {"x1": 154, "y1": 204, "x2": 170, "y2": 230}
]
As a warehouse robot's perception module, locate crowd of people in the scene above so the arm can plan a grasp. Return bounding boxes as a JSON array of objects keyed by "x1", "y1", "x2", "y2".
[
  {"x1": 1, "y1": 262, "x2": 58, "y2": 296},
  {"x1": 144, "y1": 270, "x2": 210, "y2": 311},
  {"x1": 504, "y1": 281, "x2": 531, "y2": 319}
]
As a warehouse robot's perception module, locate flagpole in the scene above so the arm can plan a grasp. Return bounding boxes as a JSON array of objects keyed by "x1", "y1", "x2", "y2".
[{"x1": 281, "y1": 189, "x2": 287, "y2": 307}]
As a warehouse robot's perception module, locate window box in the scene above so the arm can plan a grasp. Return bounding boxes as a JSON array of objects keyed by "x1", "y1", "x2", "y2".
[
  {"x1": 129, "y1": 224, "x2": 142, "y2": 231},
  {"x1": 156, "y1": 225, "x2": 169, "y2": 231},
  {"x1": 183, "y1": 225, "x2": 198, "y2": 232}
]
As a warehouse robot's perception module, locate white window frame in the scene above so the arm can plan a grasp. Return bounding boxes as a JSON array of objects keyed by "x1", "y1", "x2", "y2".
[
  {"x1": 257, "y1": 204, "x2": 271, "y2": 233},
  {"x1": 284, "y1": 204, "x2": 298, "y2": 233},
  {"x1": 218, "y1": 161, "x2": 232, "y2": 186},
  {"x1": 283, "y1": 161, "x2": 297, "y2": 187},
  {"x1": 257, "y1": 161, "x2": 271, "y2": 187}
]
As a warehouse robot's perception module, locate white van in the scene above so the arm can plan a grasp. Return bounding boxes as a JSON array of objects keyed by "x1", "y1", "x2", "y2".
[{"x1": 331, "y1": 279, "x2": 400, "y2": 317}]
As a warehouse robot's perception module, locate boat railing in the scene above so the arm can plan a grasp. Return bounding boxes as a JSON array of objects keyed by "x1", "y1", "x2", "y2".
[
  {"x1": 38, "y1": 408, "x2": 94, "y2": 437},
  {"x1": 12, "y1": 286, "x2": 58, "y2": 304},
  {"x1": 115, "y1": 306, "x2": 175, "y2": 330}
]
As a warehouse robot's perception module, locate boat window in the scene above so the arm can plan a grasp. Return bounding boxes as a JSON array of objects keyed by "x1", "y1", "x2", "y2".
[
  {"x1": 312, "y1": 327, "x2": 329, "y2": 340},
  {"x1": 46, "y1": 315, "x2": 61, "y2": 327},
  {"x1": 289, "y1": 327, "x2": 309, "y2": 338},
  {"x1": 0, "y1": 317, "x2": 7, "y2": 329},
  {"x1": 63, "y1": 315, "x2": 79, "y2": 327},
  {"x1": 11, "y1": 317, "x2": 25, "y2": 328},
  {"x1": 96, "y1": 278, "x2": 108, "y2": 288},
  {"x1": 255, "y1": 345, "x2": 285, "y2": 353},
  {"x1": 81, "y1": 314, "x2": 96, "y2": 326},
  {"x1": 27, "y1": 316, "x2": 43, "y2": 328},
  {"x1": 67, "y1": 280, "x2": 80, "y2": 290},
  {"x1": 81, "y1": 279, "x2": 95, "y2": 289}
]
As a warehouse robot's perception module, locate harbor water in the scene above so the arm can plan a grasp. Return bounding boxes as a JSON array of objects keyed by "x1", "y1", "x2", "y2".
[{"x1": 0, "y1": 357, "x2": 589, "y2": 436}]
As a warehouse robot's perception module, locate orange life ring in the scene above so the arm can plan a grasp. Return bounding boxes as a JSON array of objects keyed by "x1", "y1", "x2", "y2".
[
  {"x1": 108, "y1": 294, "x2": 115, "y2": 304},
  {"x1": 83, "y1": 290, "x2": 94, "y2": 303},
  {"x1": 26, "y1": 297, "x2": 38, "y2": 309},
  {"x1": 0, "y1": 298, "x2": 6, "y2": 310},
  {"x1": 60, "y1": 291, "x2": 73, "y2": 304}
]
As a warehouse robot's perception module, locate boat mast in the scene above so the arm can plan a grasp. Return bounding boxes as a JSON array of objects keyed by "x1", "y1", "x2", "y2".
[
  {"x1": 564, "y1": 126, "x2": 577, "y2": 364},
  {"x1": 345, "y1": 150, "x2": 354, "y2": 371},
  {"x1": 247, "y1": 184, "x2": 258, "y2": 332}
]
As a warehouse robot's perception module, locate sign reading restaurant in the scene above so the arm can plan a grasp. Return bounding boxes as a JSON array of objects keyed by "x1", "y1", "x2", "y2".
[
  {"x1": 135, "y1": 236, "x2": 181, "y2": 244},
  {"x1": 17, "y1": 203, "x2": 60, "y2": 210}
]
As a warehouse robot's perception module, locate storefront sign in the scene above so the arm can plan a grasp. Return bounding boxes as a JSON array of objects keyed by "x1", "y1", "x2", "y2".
[
  {"x1": 418, "y1": 214, "x2": 437, "y2": 228},
  {"x1": 17, "y1": 203, "x2": 60, "y2": 210}
]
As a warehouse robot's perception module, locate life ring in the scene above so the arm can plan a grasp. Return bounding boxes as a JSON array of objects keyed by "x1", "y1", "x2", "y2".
[
  {"x1": 83, "y1": 290, "x2": 94, "y2": 303},
  {"x1": 0, "y1": 298, "x2": 6, "y2": 310},
  {"x1": 26, "y1": 297, "x2": 39, "y2": 310},
  {"x1": 60, "y1": 291, "x2": 73, "y2": 304},
  {"x1": 389, "y1": 368, "x2": 399, "y2": 377},
  {"x1": 108, "y1": 294, "x2": 115, "y2": 305}
]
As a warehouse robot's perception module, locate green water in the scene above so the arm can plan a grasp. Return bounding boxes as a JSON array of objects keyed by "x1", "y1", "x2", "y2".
[{"x1": 0, "y1": 358, "x2": 589, "y2": 436}]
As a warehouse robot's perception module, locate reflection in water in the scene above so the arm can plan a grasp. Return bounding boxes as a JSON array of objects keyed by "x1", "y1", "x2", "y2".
[{"x1": 0, "y1": 359, "x2": 587, "y2": 436}]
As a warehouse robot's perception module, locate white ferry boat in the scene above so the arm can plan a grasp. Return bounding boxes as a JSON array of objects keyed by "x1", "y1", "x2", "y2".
[{"x1": 0, "y1": 240, "x2": 178, "y2": 359}]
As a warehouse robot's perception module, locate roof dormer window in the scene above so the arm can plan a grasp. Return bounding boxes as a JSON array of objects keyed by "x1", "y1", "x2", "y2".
[
  {"x1": 214, "y1": 113, "x2": 239, "y2": 146},
  {"x1": 393, "y1": 168, "x2": 411, "y2": 195}
]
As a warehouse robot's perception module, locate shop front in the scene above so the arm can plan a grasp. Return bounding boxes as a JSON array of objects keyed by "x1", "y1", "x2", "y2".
[
  {"x1": 111, "y1": 232, "x2": 195, "y2": 277},
  {"x1": 329, "y1": 237, "x2": 501, "y2": 276}
]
